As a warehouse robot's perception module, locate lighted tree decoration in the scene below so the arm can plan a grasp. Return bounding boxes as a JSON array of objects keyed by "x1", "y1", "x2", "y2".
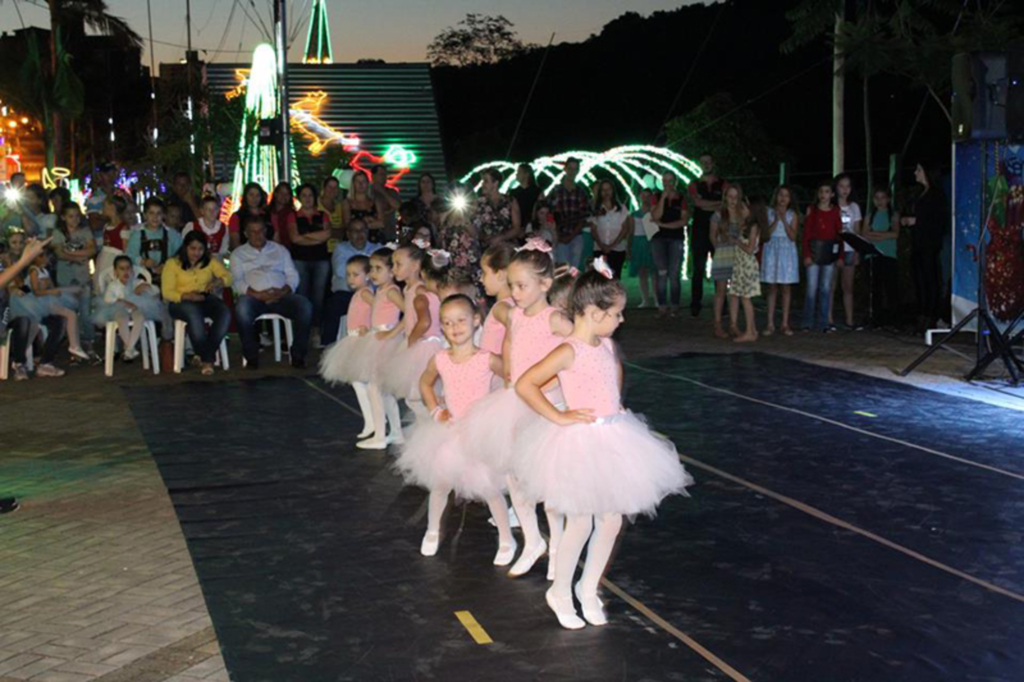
[
  {"x1": 303, "y1": 0, "x2": 333, "y2": 65},
  {"x1": 229, "y1": 44, "x2": 299, "y2": 212}
]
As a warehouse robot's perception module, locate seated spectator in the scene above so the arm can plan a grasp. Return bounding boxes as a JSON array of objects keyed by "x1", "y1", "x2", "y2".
[
  {"x1": 323, "y1": 219, "x2": 376, "y2": 343},
  {"x1": 183, "y1": 195, "x2": 230, "y2": 258},
  {"x1": 161, "y1": 232, "x2": 233, "y2": 376},
  {"x1": 93, "y1": 255, "x2": 169, "y2": 362},
  {"x1": 127, "y1": 197, "x2": 183, "y2": 286},
  {"x1": 230, "y1": 216, "x2": 312, "y2": 369},
  {"x1": 7, "y1": 315, "x2": 67, "y2": 380},
  {"x1": 10, "y1": 245, "x2": 91, "y2": 361}
]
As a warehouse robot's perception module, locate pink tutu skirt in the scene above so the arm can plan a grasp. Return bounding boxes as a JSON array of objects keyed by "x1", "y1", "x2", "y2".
[
  {"x1": 319, "y1": 332, "x2": 376, "y2": 385},
  {"x1": 379, "y1": 336, "x2": 445, "y2": 400},
  {"x1": 512, "y1": 411, "x2": 694, "y2": 517},
  {"x1": 370, "y1": 333, "x2": 406, "y2": 385},
  {"x1": 394, "y1": 418, "x2": 504, "y2": 500},
  {"x1": 458, "y1": 387, "x2": 555, "y2": 476}
]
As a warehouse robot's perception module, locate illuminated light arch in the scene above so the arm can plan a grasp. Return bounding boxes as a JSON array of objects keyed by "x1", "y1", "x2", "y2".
[{"x1": 460, "y1": 145, "x2": 701, "y2": 211}]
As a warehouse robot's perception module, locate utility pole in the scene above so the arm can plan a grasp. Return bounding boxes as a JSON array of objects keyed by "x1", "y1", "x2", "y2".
[
  {"x1": 185, "y1": 0, "x2": 196, "y2": 161},
  {"x1": 146, "y1": 0, "x2": 158, "y2": 144},
  {"x1": 274, "y1": 0, "x2": 291, "y2": 183}
]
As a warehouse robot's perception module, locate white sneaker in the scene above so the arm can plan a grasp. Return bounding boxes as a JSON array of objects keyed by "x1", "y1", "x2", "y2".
[{"x1": 36, "y1": 363, "x2": 66, "y2": 377}]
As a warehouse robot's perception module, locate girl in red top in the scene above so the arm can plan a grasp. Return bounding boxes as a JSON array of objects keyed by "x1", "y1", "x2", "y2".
[
  {"x1": 801, "y1": 181, "x2": 842, "y2": 332},
  {"x1": 101, "y1": 195, "x2": 129, "y2": 252}
]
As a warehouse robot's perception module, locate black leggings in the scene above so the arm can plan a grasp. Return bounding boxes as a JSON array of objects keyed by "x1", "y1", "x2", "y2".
[
  {"x1": 912, "y1": 246, "x2": 942, "y2": 322},
  {"x1": 870, "y1": 256, "x2": 900, "y2": 324}
]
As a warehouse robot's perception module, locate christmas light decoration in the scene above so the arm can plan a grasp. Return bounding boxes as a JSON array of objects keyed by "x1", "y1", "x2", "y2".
[
  {"x1": 351, "y1": 145, "x2": 417, "y2": 190},
  {"x1": 291, "y1": 91, "x2": 360, "y2": 154},
  {"x1": 303, "y1": 0, "x2": 333, "y2": 65}
]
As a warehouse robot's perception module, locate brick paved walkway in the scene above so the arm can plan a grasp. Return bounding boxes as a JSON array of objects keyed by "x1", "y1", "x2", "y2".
[{"x1": 0, "y1": 308, "x2": 1020, "y2": 681}]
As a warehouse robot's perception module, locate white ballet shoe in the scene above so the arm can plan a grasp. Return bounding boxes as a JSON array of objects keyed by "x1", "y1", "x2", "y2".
[
  {"x1": 546, "y1": 550, "x2": 557, "y2": 582},
  {"x1": 356, "y1": 437, "x2": 388, "y2": 450},
  {"x1": 574, "y1": 582, "x2": 608, "y2": 626},
  {"x1": 507, "y1": 540, "x2": 546, "y2": 578},
  {"x1": 420, "y1": 531, "x2": 440, "y2": 557},
  {"x1": 357, "y1": 425, "x2": 374, "y2": 439},
  {"x1": 545, "y1": 588, "x2": 585, "y2": 630},
  {"x1": 493, "y1": 538, "x2": 517, "y2": 566}
]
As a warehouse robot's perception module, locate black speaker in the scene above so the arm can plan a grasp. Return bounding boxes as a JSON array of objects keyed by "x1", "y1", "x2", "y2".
[
  {"x1": 1008, "y1": 45, "x2": 1024, "y2": 142},
  {"x1": 951, "y1": 52, "x2": 1007, "y2": 141},
  {"x1": 258, "y1": 118, "x2": 283, "y2": 146}
]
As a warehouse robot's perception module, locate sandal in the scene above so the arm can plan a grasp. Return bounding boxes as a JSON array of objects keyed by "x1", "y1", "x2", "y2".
[
  {"x1": 201, "y1": 364, "x2": 215, "y2": 376},
  {"x1": 782, "y1": 326, "x2": 794, "y2": 337},
  {"x1": 764, "y1": 326, "x2": 775, "y2": 337}
]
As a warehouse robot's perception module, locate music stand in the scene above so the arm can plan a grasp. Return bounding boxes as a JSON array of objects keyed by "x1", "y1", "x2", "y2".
[{"x1": 841, "y1": 233, "x2": 884, "y2": 323}]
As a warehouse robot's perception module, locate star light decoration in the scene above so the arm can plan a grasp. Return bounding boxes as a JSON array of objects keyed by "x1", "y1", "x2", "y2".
[{"x1": 459, "y1": 146, "x2": 702, "y2": 211}]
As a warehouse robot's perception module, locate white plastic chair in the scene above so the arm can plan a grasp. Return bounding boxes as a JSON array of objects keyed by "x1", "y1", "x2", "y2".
[
  {"x1": 0, "y1": 328, "x2": 10, "y2": 381},
  {"x1": 104, "y1": 319, "x2": 160, "y2": 377},
  {"x1": 1, "y1": 324, "x2": 44, "y2": 379},
  {"x1": 243, "y1": 313, "x2": 293, "y2": 366},
  {"x1": 173, "y1": 318, "x2": 230, "y2": 373}
]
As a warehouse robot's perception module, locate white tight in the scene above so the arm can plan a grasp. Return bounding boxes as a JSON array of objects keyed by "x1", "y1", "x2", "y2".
[
  {"x1": 508, "y1": 476, "x2": 542, "y2": 549},
  {"x1": 545, "y1": 504, "x2": 565, "y2": 557},
  {"x1": 425, "y1": 489, "x2": 514, "y2": 549},
  {"x1": 114, "y1": 309, "x2": 145, "y2": 353},
  {"x1": 367, "y1": 383, "x2": 403, "y2": 441},
  {"x1": 351, "y1": 382, "x2": 373, "y2": 433},
  {"x1": 550, "y1": 513, "x2": 623, "y2": 600}
]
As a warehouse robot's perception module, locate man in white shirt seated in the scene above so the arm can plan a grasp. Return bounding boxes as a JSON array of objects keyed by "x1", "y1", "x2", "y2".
[{"x1": 230, "y1": 216, "x2": 313, "y2": 369}]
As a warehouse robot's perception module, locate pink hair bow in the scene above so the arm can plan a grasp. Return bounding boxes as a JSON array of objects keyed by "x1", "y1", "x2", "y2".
[
  {"x1": 516, "y1": 237, "x2": 553, "y2": 254},
  {"x1": 428, "y1": 248, "x2": 451, "y2": 267},
  {"x1": 412, "y1": 237, "x2": 431, "y2": 250},
  {"x1": 592, "y1": 256, "x2": 614, "y2": 280}
]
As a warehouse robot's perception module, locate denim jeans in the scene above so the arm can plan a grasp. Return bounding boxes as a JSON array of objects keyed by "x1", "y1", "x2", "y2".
[
  {"x1": 168, "y1": 296, "x2": 232, "y2": 364},
  {"x1": 802, "y1": 263, "x2": 835, "y2": 330},
  {"x1": 650, "y1": 238, "x2": 685, "y2": 307},
  {"x1": 554, "y1": 235, "x2": 584, "y2": 270},
  {"x1": 235, "y1": 293, "x2": 312, "y2": 363},
  {"x1": 293, "y1": 259, "x2": 331, "y2": 330}
]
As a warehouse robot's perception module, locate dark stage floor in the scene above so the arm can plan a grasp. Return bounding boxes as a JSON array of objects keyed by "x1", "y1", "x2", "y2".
[{"x1": 124, "y1": 353, "x2": 1024, "y2": 682}]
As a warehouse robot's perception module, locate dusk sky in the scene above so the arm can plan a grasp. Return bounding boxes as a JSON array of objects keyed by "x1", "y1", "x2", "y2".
[{"x1": 0, "y1": 1, "x2": 703, "y2": 71}]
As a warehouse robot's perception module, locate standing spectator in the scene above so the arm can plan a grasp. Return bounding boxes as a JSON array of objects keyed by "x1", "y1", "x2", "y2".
[
  {"x1": 319, "y1": 175, "x2": 345, "y2": 235},
  {"x1": 229, "y1": 183, "x2": 270, "y2": 249},
  {"x1": 761, "y1": 185, "x2": 800, "y2": 336},
  {"x1": 628, "y1": 188, "x2": 656, "y2": 308},
  {"x1": 101, "y1": 195, "x2": 130, "y2": 252},
  {"x1": 323, "y1": 218, "x2": 376, "y2": 343},
  {"x1": 343, "y1": 172, "x2": 386, "y2": 244},
  {"x1": 730, "y1": 204, "x2": 764, "y2": 342},
  {"x1": 269, "y1": 183, "x2": 297, "y2": 249},
  {"x1": 549, "y1": 157, "x2": 592, "y2": 268},
  {"x1": 651, "y1": 172, "x2": 690, "y2": 317},
  {"x1": 183, "y1": 196, "x2": 230, "y2": 259},
  {"x1": 589, "y1": 180, "x2": 632, "y2": 278},
  {"x1": 166, "y1": 171, "x2": 199, "y2": 227},
  {"x1": 84, "y1": 161, "x2": 119, "y2": 219},
  {"x1": 20, "y1": 184, "x2": 55, "y2": 238},
  {"x1": 48, "y1": 187, "x2": 71, "y2": 221},
  {"x1": 413, "y1": 173, "x2": 444, "y2": 231},
  {"x1": 288, "y1": 183, "x2": 332, "y2": 346},
  {"x1": 369, "y1": 165, "x2": 402, "y2": 241},
  {"x1": 473, "y1": 169, "x2": 521, "y2": 247},
  {"x1": 529, "y1": 202, "x2": 557, "y2": 245},
  {"x1": 864, "y1": 187, "x2": 901, "y2": 326},
  {"x1": 710, "y1": 185, "x2": 747, "y2": 337},
  {"x1": 802, "y1": 181, "x2": 843, "y2": 332},
  {"x1": 162, "y1": 231, "x2": 232, "y2": 376},
  {"x1": 231, "y1": 216, "x2": 312, "y2": 369},
  {"x1": 510, "y1": 164, "x2": 541, "y2": 233},
  {"x1": 901, "y1": 162, "x2": 946, "y2": 330},
  {"x1": 50, "y1": 203, "x2": 97, "y2": 344},
  {"x1": 127, "y1": 197, "x2": 183, "y2": 286},
  {"x1": 687, "y1": 153, "x2": 726, "y2": 317},
  {"x1": 829, "y1": 173, "x2": 863, "y2": 328},
  {"x1": 438, "y1": 206, "x2": 481, "y2": 283}
]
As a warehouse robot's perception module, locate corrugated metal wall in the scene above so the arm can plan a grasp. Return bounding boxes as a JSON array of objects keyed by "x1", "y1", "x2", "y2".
[{"x1": 206, "y1": 62, "x2": 447, "y2": 196}]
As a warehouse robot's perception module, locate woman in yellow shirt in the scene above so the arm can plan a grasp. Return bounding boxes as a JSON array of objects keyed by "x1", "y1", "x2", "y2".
[{"x1": 162, "y1": 231, "x2": 233, "y2": 375}]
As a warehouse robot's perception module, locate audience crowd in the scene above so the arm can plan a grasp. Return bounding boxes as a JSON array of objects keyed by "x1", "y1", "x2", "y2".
[{"x1": 0, "y1": 154, "x2": 948, "y2": 380}]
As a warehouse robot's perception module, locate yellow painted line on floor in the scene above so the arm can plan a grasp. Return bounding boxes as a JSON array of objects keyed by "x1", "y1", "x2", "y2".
[
  {"x1": 853, "y1": 410, "x2": 878, "y2": 417},
  {"x1": 454, "y1": 610, "x2": 493, "y2": 645},
  {"x1": 602, "y1": 578, "x2": 751, "y2": 682}
]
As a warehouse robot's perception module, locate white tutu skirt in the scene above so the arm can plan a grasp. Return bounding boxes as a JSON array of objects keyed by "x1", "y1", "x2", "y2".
[
  {"x1": 458, "y1": 388, "x2": 547, "y2": 476},
  {"x1": 379, "y1": 337, "x2": 445, "y2": 400},
  {"x1": 319, "y1": 333, "x2": 376, "y2": 385},
  {"x1": 512, "y1": 411, "x2": 694, "y2": 517},
  {"x1": 394, "y1": 418, "x2": 504, "y2": 501}
]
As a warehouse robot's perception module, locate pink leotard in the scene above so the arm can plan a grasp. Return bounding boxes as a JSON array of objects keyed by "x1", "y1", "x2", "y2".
[
  {"x1": 479, "y1": 298, "x2": 512, "y2": 355},
  {"x1": 508, "y1": 306, "x2": 563, "y2": 384},
  {"x1": 403, "y1": 283, "x2": 442, "y2": 339},
  {"x1": 346, "y1": 288, "x2": 372, "y2": 331},
  {"x1": 557, "y1": 337, "x2": 621, "y2": 418},
  {"x1": 370, "y1": 283, "x2": 401, "y2": 329},
  {"x1": 435, "y1": 350, "x2": 493, "y2": 420}
]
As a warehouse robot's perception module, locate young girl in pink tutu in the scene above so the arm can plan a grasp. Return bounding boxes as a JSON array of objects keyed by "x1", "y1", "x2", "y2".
[
  {"x1": 319, "y1": 255, "x2": 376, "y2": 436},
  {"x1": 479, "y1": 243, "x2": 515, "y2": 356},
  {"x1": 354, "y1": 247, "x2": 406, "y2": 450},
  {"x1": 394, "y1": 294, "x2": 516, "y2": 563},
  {"x1": 378, "y1": 243, "x2": 446, "y2": 421},
  {"x1": 462, "y1": 238, "x2": 574, "y2": 579},
  {"x1": 515, "y1": 258, "x2": 694, "y2": 629}
]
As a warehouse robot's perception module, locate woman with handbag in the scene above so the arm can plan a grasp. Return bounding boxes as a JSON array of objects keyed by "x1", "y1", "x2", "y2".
[{"x1": 801, "y1": 181, "x2": 843, "y2": 332}]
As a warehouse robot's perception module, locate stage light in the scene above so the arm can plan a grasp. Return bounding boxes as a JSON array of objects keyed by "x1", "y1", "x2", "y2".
[
  {"x1": 4, "y1": 186, "x2": 22, "y2": 205},
  {"x1": 449, "y1": 192, "x2": 469, "y2": 213}
]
